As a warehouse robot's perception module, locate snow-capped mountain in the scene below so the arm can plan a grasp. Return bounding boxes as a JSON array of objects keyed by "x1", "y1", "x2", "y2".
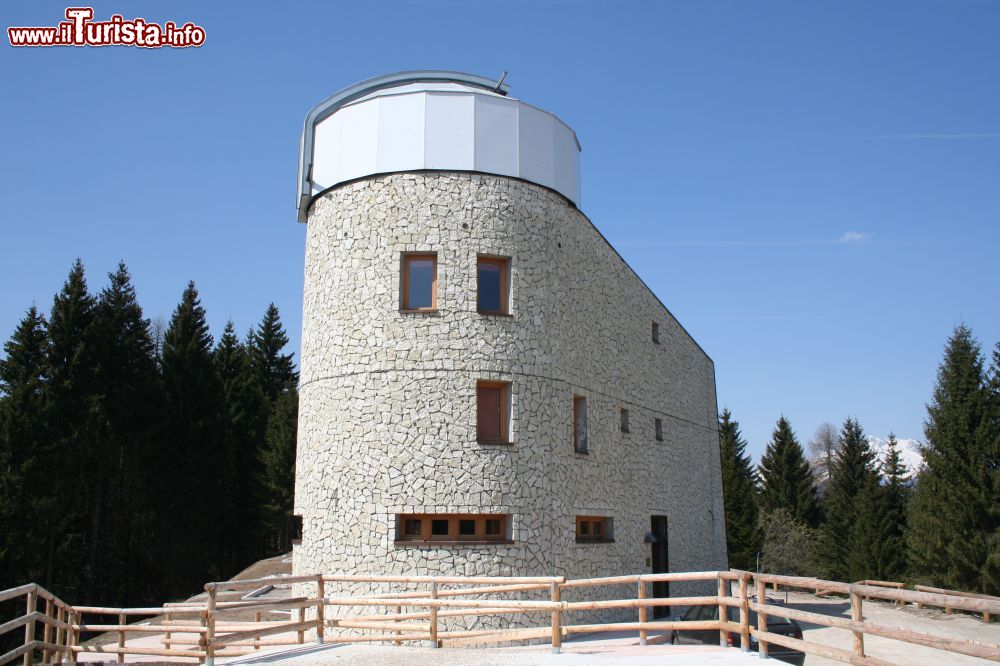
[{"x1": 868, "y1": 436, "x2": 924, "y2": 478}]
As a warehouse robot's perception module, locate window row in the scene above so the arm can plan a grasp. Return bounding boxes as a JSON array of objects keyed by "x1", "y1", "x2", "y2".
[
  {"x1": 402, "y1": 253, "x2": 510, "y2": 315},
  {"x1": 475, "y1": 384, "x2": 666, "y2": 451},
  {"x1": 573, "y1": 396, "x2": 666, "y2": 453},
  {"x1": 394, "y1": 513, "x2": 614, "y2": 544}
]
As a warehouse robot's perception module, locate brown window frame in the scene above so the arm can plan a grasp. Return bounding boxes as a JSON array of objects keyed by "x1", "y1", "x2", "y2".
[
  {"x1": 655, "y1": 418, "x2": 664, "y2": 442},
  {"x1": 395, "y1": 513, "x2": 511, "y2": 545},
  {"x1": 576, "y1": 515, "x2": 613, "y2": 543},
  {"x1": 477, "y1": 256, "x2": 510, "y2": 315},
  {"x1": 573, "y1": 395, "x2": 588, "y2": 454},
  {"x1": 401, "y1": 253, "x2": 438, "y2": 312},
  {"x1": 477, "y1": 380, "x2": 511, "y2": 444}
]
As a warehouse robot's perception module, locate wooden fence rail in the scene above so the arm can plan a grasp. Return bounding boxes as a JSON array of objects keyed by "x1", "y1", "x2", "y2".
[{"x1": 1, "y1": 571, "x2": 998, "y2": 665}]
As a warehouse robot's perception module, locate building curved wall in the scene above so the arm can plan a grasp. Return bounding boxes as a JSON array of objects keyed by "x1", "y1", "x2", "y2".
[{"x1": 293, "y1": 172, "x2": 726, "y2": 622}]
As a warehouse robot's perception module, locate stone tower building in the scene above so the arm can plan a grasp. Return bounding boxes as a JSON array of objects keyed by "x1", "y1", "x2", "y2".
[{"x1": 292, "y1": 72, "x2": 727, "y2": 602}]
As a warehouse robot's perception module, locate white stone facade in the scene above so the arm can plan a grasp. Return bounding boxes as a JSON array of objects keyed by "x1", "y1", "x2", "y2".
[{"x1": 293, "y1": 172, "x2": 727, "y2": 624}]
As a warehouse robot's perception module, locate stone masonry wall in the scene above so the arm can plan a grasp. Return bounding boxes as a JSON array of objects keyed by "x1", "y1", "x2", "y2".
[{"x1": 293, "y1": 172, "x2": 727, "y2": 630}]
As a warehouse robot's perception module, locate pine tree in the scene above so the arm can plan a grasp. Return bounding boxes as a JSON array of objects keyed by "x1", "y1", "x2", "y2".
[
  {"x1": 979, "y1": 341, "x2": 1000, "y2": 592},
  {"x1": 214, "y1": 321, "x2": 268, "y2": 569},
  {"x1": 156, "y1": 281, "x2": 226, "y2": 594},
  {"x1": 817, "y1": 417, "x2": 880, "y2": 581},
  {"x1": 249, "y1": 304, "x2": 298, "y2": 405},
  {"x1": 758, "y1": 416, "x2": 820, "y2": 527},
  {"x1": 0, "y1": 306, "x2": 49, "y2": 590},
  {"x1": 89, "y1": 263, "x2": 162, "y2": 603},
  {"x1": 259, "y1": 388, "x2": 298, "y2": 553},
  {"x1": 873, "y1": 433, "x2": 910, "y2": 581},
  {"x1": 43, "y1": 259, "x2": 99, "y2": 596},
  {"x1": 907, "y1": 325, "x2": 995, "y2": 593},
  {"x1": 718, "y1": 408, "x2": 761, "y2": 570}
]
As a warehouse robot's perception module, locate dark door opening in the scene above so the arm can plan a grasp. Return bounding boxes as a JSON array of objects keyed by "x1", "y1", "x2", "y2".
[{"x1": 650, "y1": 515, "x2": 669, "y2": 618}]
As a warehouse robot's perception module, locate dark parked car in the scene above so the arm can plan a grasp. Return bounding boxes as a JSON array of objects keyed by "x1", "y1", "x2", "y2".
[{"x1": 670, "y1": 601, "x2": 805, "y2": 665}]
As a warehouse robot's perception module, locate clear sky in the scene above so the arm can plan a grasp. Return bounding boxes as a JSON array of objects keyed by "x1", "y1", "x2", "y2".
[{"x1": 3, "y1": 0, "x2": 998, "y2": 462}]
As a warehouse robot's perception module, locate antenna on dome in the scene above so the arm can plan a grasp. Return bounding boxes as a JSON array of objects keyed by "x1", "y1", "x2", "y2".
[{"x1": 494, "y1": 71, "x2": 508, "y2": 92}]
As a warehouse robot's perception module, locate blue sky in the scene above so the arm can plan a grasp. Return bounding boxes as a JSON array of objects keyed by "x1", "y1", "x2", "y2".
[{"x1": 2, "y1": 0, "x2": 998, "y2": 462}]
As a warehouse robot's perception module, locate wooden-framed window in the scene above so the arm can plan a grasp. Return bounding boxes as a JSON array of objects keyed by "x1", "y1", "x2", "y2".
[
  {"x1": 477, "y1": 256, "x2": 510, "y2": 315},
  {"x1": 395, "y1": 514, "x2": 510, "y2": 544},
  {"x1": 576, "y1": 516, "x2": 613, "y2": 543},
  {"x1": 477, "y1": 380, "x2": 510, "y2": 444},
  {"x1": 655, "y1": 418, "x2": 663, "y2": 442},
  {"x1": 652, "y1": 321, "x2": 660, "y2": 344},
  {"x1": 401, "y1": 253, "x2": 437, "y2": 311},
  {"x1": 620, "y1": 408, "x2": 630, "y2": 434},
  {"x1": 573, "y1": 395, "x2": 588, "y2": 454}
]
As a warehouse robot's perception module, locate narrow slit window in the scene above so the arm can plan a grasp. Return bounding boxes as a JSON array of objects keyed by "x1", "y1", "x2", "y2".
[
  {"x1": 402, "y1": 254, "x2": 437, "y2": 311},
  {"x1": 573, "y1": 396, "x2": 588, "y2": 454},
  {"x1": 620, "y1": 408, "x2": 630, "y2": 434},
  {"x1": 655, "y1": 418, "x2": 663, "y2": 442},
  {"x1": 652, "y1": 321, "x2": 660, "y2": 344},
  {"x1": 477, "y1": 256, "x2": 510, "y2": 315},
  {"x1": 477, "y1": 381, "x2": 510, "y2": 443}
]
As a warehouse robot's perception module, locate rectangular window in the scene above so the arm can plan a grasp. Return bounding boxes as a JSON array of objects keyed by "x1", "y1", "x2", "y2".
[
  {"x1": 576, "y1": 516, "x2": 613, "y2": 543},
  {"x1": 573, "y1": 396, "x2": 588, "y2": 454},
  {"x1": 477, "y1": 256, "x2": 510, "y2": 315},
  {"x1": 402, "y1": 253, "x2": 437, "y2": 311},
  {"x1": 652, "y1": 321, "x2": 660, "y2": 344},
  {"x1": 620, "y1": 408, "x2": 630, "y2": 434},
  {"x1": 477, "y1": 381, "x2": 510, "y2": 443},
  {"x1": 655, "y1": 418, "x2": 663, "y2": 442},
  {"x1": 396, "y1": 514, "x2": 510, "y2": 544}
]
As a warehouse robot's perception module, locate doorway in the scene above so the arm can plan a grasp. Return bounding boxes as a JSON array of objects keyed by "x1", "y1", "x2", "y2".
[{"x1": 649, "y1": 515, "x2": 669, "y2": 618}]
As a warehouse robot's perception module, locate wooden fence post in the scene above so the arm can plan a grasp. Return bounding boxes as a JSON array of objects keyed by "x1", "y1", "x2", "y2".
[
  {"x1": 163, "y1": 611, "x2": 172, "y2": 649},
  {"x1": 429, "y1": 579, "x2": 439, "y2": 648},
  {"x1": 717, "y1": 576, "x2": 728, "y2": 647},
  {"x1": 739, "y1": 574, "x2": 750, "y2": 652},
  {"x1": 117, "y1": 611, "x2": 126, "y2": 663},
  {"x1": 316, "y1": 577, "x2": 326, "y2": 644},
  {"x1": 23, "y1": 587, "x2": 37, "y2": 666},
  {"x1": 55, "y1": 605, "x2": 65, "y2": 663},
  {"x1": 254, "y1": 611, "x2": 262, "y2": 650},
  {"x1": 756, "y1": 577, "x2": 768, "y2": 660},
  {"x1": 204, "y1": 585, "x2": 217, "y2": 666},
  {"x1": 67, "y1": 609, "x2": 80, "y2": 665},
  {"x1": 296, "y1": 606, "x2": 305, "y2": 644},
  {"x1": 42, "y1": 598, "x2": 53, "y2": 664},
  {"x1": 394, "y1": 605, "x2": 402, "y2": 646},
  {"x1": 550, "y1": 581, "x2": 562, "y2": 654},
  {"x1": 850, "y1": 588, "x2": 865, "y2": 658},
  {"x1": 637, "y1": 577, "x2": 647, "y2": 646}
]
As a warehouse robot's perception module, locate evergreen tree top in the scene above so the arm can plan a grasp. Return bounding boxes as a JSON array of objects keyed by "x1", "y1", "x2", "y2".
[
  {"x1": 832, "y1": 417, "x2": 879, "y2": 491},
  {"x1": 758, "y1": 416, "x2": 820, "y2": 526},
  {"x1": 0, "y1": 305, "x2": 48, "y2": 397},
  {"x1": 163, "y1": 281, "x2": 214, "y2": 362},
  {"x1": 881, "y1": 432, "x2": 909, "y2": 486},
  {"x1": 250, "y1": 304, "x2": 298, "y2": 399}
]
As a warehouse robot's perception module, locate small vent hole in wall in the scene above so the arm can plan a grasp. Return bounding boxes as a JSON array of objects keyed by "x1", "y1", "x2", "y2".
[
  {"x1": 557, "y1": 242, "x2": 562, "y2": 249},
  {"x1": 462, "y1": 223, "x2": 469, "y2": 229}
]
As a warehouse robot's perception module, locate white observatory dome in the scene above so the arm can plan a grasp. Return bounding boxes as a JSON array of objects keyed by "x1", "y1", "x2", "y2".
[{"x1": 296, "y1": 71, "x2": 581, "y2": 222}]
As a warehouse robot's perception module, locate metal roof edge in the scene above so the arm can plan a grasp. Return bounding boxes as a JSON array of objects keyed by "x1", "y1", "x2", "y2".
[{"x1": 296, "y1": 71, "x2": 510, "y2": 222}]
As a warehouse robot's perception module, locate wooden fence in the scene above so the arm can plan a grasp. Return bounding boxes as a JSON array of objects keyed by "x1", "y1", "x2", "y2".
[{"x1": 2, "y1": 571, "x2": 999, "y2": 665}]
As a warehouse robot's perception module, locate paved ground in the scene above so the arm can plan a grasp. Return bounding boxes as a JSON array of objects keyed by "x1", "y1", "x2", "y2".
[
  {"x1": 781, "y1": 590, "x2": 999, "y2": 665},
  {"x1": 217, "y1": 634, "x2": 759, "y2": 665}
]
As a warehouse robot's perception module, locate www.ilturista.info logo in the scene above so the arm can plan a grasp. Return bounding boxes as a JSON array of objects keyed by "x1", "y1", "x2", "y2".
[{"x1": 8, "y1": 7, "x2": 205, "y2": 48}]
